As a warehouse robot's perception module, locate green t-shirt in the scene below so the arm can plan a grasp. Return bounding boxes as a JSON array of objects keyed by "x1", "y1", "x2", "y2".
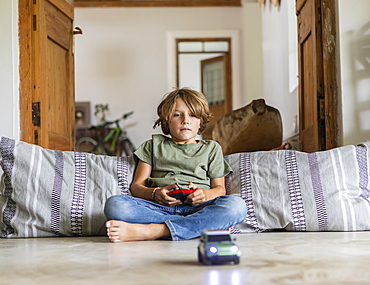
[{"x1": 134, "y1": 134, "x2": 232, "y2": 189}]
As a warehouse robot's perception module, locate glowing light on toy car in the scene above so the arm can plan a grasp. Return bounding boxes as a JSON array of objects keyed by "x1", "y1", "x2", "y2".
[
  {"x1": 231, "y1": 245, "x2": 239, "y2": 252},
  {"x1": 209, "y1": 246, "x2": 218, "y2": 253}
]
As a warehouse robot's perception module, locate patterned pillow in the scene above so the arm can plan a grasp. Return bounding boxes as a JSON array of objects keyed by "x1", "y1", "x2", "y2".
[
  {"x1": 0, "y1": 137, "x2": 136, "y2": 238},
  {"x1": 225, "y1": 142, "x2": 370, "y2": 233}
]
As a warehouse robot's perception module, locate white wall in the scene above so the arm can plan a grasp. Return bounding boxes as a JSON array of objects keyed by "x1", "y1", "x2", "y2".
[
  {"x1": 0, "y1": 0, "x2": 19, "y2": 140},
  {"x1": 338, "y1": 0, "x2": 370, "y2": 145},
  {"x1": 261, "y1": 0, "x2": 299, "y2": 140},
  {"x1": 74, "y1": 3, "x2": 263, "y2": 147},
  {"x1": 241, "y1": 1, "x2": 264, "y2": 106}
]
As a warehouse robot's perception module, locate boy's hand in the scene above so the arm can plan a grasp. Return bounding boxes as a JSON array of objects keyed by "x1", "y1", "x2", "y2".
[
  {"x1": 154, "y1": 184, "x2": 182, "y2": 207},
  {"x1": 184, "y1": 182, "x2": 207, "y2": 206}
]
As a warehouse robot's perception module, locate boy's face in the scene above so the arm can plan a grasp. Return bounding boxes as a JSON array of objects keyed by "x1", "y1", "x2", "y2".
[{"x1": 168, "y1": 98, "x2": 201, "y2": 144}]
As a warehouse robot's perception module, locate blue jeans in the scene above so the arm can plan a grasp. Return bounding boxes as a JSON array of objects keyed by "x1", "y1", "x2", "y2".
[{"x1": 104, "y1": 195, "x2": 247, "y2": 241}]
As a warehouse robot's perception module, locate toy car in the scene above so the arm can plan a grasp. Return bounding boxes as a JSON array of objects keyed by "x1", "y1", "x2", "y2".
[{"x1": 198, "y1": 230, "x2": 240, "y2": 265}]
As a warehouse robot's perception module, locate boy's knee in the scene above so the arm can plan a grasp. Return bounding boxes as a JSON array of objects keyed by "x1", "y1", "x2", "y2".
[
  {"x1": 104, "y1": 195, "x2": 129, "y2": 218},
  {"x1": 104, "y1": 196, "x2": 116, "y2": 218},
  {"x1": 105, "y1": 195, "x2": 119, "y2": 209},
  {"x1": 223, "y1": 195, "x2": 247, "y2": 219}
]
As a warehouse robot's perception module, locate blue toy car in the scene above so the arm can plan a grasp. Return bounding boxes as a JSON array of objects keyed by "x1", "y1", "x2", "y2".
[{"x1": 198, "y1": 230, "x2": 240, "y2": 265}]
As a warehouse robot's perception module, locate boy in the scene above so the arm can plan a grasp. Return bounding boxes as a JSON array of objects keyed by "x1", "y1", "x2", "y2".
[{"x1": 104, "y1": 88, "x2": 247, "y2": 242}]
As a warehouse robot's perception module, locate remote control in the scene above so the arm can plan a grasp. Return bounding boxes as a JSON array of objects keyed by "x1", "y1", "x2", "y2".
[{"x1": 167, "y1": 189, "x2": 195, "y2": 202}]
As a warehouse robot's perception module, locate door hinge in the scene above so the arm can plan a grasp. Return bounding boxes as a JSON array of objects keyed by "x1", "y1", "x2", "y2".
[
  {"x1": 33, "y1": 15, "x2": 37, "y2": 31},
  {"x1": 32, "y1": 102, "x2": 41, "y2": 127},
  {"x1": 319, "y1": 98, "x2": 325, "y2": 120}
]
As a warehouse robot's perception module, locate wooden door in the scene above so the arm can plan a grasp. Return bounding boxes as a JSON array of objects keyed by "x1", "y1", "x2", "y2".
[
  {"x1": 296, "y1": 0, "x2": 323, "y2": 152},
  {"x1": 201, "y1": 55, "x2": 232, "y2": 140},
  {"x1": 296, "y1": 0, "x2": 339, "y2": 152},
  {"x1": 19, "y1": 0, "x2": 75, "y2": 151}
]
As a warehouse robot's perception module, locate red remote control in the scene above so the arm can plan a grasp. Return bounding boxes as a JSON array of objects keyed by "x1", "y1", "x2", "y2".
[{"x1": 167, "y1": 189, "x2": 195, "y2": 202}]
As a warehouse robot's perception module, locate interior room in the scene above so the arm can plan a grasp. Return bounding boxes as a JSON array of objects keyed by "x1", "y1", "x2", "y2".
[
  {"x1": 1, "y1": 0, "x2": 370, "y2": 284},
  {"x1": 2, "y1": 0, "x2": 370, "y2": 147}
]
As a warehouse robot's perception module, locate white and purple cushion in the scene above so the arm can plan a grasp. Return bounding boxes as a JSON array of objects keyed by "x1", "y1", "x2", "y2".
[{"x1": 225, "y1": 143, "x2": 370, "y2": 233}]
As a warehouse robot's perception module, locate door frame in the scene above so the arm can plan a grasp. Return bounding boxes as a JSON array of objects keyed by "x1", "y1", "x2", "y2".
[
  {"x1": 176, "y1": 38, "x2": 232, "y2": 111},
  {"x1": 320, "y1": 0, "x2": 340, "y2": 149},
  {"x1": 19, "y1": 0, "x2": 34, "y2": 143},
  {"x1": 167, "y1": 30, "x2": 241, "y2": 109}
]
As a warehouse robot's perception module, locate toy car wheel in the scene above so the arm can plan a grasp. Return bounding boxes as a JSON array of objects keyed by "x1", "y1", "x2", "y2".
[
  {"x1": 234, "y1": 256, "x2": 240, "y2": 264},
  {"x1": 203, "y1": 256, "x2": 212, "y2": 265},
  {"x1": 197, "y1": 248, "x2": 203, "y2": 263}
]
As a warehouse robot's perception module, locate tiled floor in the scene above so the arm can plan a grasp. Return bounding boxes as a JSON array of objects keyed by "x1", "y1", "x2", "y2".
[{"x1": 1, "y1": 231, "x2": 370, "y2": 285}]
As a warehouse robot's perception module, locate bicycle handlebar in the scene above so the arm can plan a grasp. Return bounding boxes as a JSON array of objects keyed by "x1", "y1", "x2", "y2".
[
  {"x1": 89, "y1": 111, "x2": 134, "y2": 129},
  {"x1": 122, "y1": 111, "x2": 134, "y2": 119}
]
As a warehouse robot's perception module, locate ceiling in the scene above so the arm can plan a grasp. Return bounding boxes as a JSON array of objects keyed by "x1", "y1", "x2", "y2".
[{"x1": 74, "y1": 0, "x2": 242, "y2": 8}]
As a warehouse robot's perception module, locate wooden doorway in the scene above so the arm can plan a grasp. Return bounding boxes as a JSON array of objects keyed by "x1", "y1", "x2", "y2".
[
  {"x1": 176, "y1": 38, "x2": 232, "y2": 140},
  {"x1": 296, "y1": 0, "x2": 339, "y2": 152},
  {"x1": 19, "y1": 0, "x2": 76, "y2": 151}
]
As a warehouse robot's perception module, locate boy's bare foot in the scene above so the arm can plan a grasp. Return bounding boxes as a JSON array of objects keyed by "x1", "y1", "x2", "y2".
[{"x1": 106, "y1": 220, "x2": 171, "y2": 243}]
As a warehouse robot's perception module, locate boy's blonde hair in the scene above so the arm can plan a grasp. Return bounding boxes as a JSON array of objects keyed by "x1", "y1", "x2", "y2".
[{"x1": 153, "y1": 88, "x2": 211, "y2": 135}]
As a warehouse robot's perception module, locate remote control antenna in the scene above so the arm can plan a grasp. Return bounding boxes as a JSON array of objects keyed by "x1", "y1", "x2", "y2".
[{"x1": 175, "y1": 183, "x2": 181, "y2": 189}]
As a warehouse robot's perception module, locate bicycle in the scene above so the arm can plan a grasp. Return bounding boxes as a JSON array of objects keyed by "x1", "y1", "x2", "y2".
[{"x1": 76, "y1": 111, "x2": 135, "y2": 156}]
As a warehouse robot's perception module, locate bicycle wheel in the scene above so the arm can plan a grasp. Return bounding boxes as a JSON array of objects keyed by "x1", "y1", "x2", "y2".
[
  {"x1": 120, "y1": 139, "x2": 135, "y2": 156},
  {"x1": 76, "y1": 137, "x2": 99, "y2": 153}
]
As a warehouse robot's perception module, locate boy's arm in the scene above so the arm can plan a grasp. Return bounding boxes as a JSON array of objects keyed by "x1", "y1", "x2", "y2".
[
  {"x1": 208, "y1": 177, "x2": 227, "y2": 198},
  {"x1": 130, "y1": 160, "x2": 155, "y2": 201}
]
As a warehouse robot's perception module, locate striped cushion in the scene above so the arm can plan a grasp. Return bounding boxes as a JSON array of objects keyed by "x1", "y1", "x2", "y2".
[
  {"x1": 225, "y1": 143, "x2": 370, "y2": 233},
  {"x1": 0, "y1": 137, "x2": 135, "y2": 238}
]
